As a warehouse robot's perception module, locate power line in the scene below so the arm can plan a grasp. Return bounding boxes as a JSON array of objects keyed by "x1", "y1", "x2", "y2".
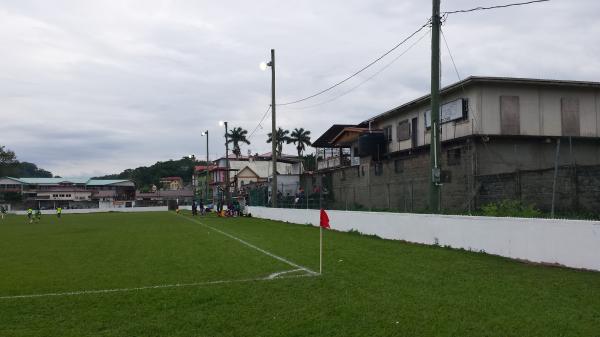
[
  {"x1": 283, "y1": 27, "x2": 431, "y2": 111},
  {"x1": 443, "y1": 0, "x2": 549, "y2": 15},
  {"x1": 247, "y1": 105, "x2": 271, "y2": 140},
  {"x1": 440, "y1": 29, "x2": 461, "y2": 83},
  {"x1": 277, "y1": 19, "x2": 432, "y2": 106}
]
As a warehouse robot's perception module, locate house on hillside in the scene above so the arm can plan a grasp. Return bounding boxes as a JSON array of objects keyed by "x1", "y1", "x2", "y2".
[
  {"x1": 312, "y1": 76, "x2": 600, "y2": 212},
  {"x1": 159, "y1": 177, "x2": 184, "y2": 191}
]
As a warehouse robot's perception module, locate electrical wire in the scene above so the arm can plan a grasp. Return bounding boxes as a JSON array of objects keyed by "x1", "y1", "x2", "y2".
[
  {"x1": 443, "y1": 0, "x2": 549, "y2": 15},
  {"x1": 277, "y1": 19, "x2": 432, "y2": 106},
  {"x1": 247, "y1": 105, "x2": 271, "y2": 140},
  {"x1": 282, "y1": 27, "x2": 432, "y2": 111}
]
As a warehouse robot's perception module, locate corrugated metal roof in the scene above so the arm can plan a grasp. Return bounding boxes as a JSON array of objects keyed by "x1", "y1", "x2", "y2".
[
  {"x1": 16, "y1": 178, "x2": 89, "y2": 184},
  {"x1": 3, "y1": 177, "x2": 133, "y2": 186},
  {"x1": 87, "y1": 179, "x2": 133, "y2": 186}
]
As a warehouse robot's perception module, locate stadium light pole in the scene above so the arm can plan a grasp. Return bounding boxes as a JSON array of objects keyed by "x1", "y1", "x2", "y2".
[
  {"x1": 260, "y1": 49, "x2": 277, "y2": 208},
  {"x1": 201, "y1": 130, "x2": 209, "y2": 203},
  {"x1": 188, "y1": 154, "x2": 197, "y2": 202},
  {"x1": 219, "y1": 121, "x2": 231, "y2": 205}
]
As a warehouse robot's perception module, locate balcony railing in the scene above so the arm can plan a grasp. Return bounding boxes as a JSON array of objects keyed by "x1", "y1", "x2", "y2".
[{"x1": 317, "y1": 155, "x2": 360, "y2": 171}]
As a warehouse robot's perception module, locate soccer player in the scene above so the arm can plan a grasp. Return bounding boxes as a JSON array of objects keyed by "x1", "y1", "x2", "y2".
[
  {"x1": 0, "y1": 206, "x2": 6, "y2": 220},
  {"x1": 199, "y1": 199, "x2": 205, "y2": 216},
  {"x1": 27, "y1": 208, "x2": 33, "y2": 223},
  {"x1": 56, "y1": 207, "x2": 62, "y2": 219},
  {"x1": 35, "y1": 208, "x2": 42, "y2": 223}
]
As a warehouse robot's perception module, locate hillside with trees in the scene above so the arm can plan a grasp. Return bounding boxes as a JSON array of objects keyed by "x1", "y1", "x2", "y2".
[
  {"x1": 95, "y1": 156, "x2": 208, "y2": 191},
  {"x1": 0, "y1": 145, "x2": 53, "y2": 178}
]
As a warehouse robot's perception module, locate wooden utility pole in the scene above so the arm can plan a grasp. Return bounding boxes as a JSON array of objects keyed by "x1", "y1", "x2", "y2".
[{"x1": 429, "y1": 0, "x2": 442, "y2": 213}]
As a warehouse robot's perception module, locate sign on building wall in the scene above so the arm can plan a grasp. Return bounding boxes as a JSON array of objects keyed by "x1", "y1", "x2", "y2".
[{"x1": 424, "y1": 98, "x2": 468, "y2": 128}]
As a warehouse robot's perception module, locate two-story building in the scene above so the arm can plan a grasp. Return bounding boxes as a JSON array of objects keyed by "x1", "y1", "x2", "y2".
[
  {"x1": 0, "y1": 177, "x2": 136, "y2": 209},
  {"x1": 313, "y1": 76, "x2": 600, "y2": 212}
]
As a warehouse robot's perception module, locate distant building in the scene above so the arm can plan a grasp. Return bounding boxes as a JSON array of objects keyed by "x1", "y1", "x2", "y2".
[
  {"x1": 135, "y1": 188, "x2": 194, "y2": 206},
  {"x1": 0, "y1": 177, "x2": 135, "y2": 209},
  {"x1": 159, "y1": 176, "x2": 184, "y2": 191},
  {"x1": 193, "y1": 165, "x2": 215, "y2": 202},
  {"x1": 211, "y1": 153, "x2": 303, "y2": 201},
  {"x1": 312, "y1": 76, "x2": 600, "y2": 212}
]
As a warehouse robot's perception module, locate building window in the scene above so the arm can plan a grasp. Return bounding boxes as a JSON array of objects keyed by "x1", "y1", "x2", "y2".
[
  {"x1": 561, "y1": 97, "x2": 580, "y2": 136},
  {"x1": 447, "y1": 148, "x2": 462, "y2": 166},
  {"x1": 397, "y1": 120, "x2": 411, "y2": 141},
  {"x1": 374, "y1": 162, "x2": 383, "y2": 176},
  {"x1": 382, "y1": 125, "x2": 392, "y2": 142},
  {"x1": 500, "y1": 95, "x2": 520, "y2": 135},
  {"x1": 394, "y1": 159, "x2": 404, "y2": 173}
]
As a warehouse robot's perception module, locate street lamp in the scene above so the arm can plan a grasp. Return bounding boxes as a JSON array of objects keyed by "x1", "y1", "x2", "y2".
[
  {"x1": 201, "y1": 130, "x2": 209, "y2": 203},
  {"x1": 261, "y1": 49, "x2": 277, "y2": 208},
  {"x1": 219, "y1": 121, "x2": 231, "y2": 205}
]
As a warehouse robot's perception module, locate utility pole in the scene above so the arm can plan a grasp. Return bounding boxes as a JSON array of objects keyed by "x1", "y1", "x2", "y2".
[
  {"x1": 270, "y1": 49, "x2": 278, "y2": 208},
  {"x1": 429, "y1": 0, "x2": 442, "y2": 213}
]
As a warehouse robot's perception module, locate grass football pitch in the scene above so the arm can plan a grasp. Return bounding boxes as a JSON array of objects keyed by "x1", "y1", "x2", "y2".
[{"x1": 0, "y1": 211, "x2": 599, "y2": 337}]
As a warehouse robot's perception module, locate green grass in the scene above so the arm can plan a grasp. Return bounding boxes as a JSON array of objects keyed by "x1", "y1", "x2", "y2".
[{"x1": 0, "y1": 211, "x2": 599, "y2": 337}]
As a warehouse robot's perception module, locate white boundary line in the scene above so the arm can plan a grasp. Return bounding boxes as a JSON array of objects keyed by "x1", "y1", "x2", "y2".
[
  {"x1": 0, "y1": 272, "x2": 315, "y2": 300},
  {"x1": 179, "y1": 214, "x2": 319, "y2": 276},
  {"x1": 0, "y1": 213, "x2": 320, "y2": 300}
]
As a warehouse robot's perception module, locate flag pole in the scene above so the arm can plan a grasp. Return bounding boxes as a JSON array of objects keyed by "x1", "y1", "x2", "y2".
[{"x1": 319, "y1": 225, "x2": 323, "y2": 274}]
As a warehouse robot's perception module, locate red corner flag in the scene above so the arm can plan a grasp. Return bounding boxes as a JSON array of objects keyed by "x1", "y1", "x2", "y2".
[{"x1": 319, "y1": 209, "x2": 330, "y2": 229}]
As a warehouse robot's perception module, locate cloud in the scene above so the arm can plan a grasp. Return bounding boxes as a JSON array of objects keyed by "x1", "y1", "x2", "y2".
[{"x1": 0, "y1": 0, "x2": 598, "y2": 176}]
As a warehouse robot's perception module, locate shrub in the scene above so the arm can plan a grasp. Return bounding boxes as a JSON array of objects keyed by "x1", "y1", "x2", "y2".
[{"x1": 480, "y1": 199, "x2": 542, "y2": 218}]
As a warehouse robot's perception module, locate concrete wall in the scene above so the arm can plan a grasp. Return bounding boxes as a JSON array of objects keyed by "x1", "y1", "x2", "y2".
[
  {"x1": 323, "y1": 140, "x2": 474, "y2": 212},
  {"x1": 247, "y1": 206, "x2": 600, "y2": 272},
  {"x1": 312, "y1": 136, "x2": 600, "y2": 213}
]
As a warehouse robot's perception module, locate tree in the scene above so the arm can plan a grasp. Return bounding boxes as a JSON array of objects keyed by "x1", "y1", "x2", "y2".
[
  {"x1": 288, "y1": 128, "x2": 312, "y2": 158},
  {"x1": 0, "y1": 146, "x2": 16, "y2": 165},
  {"x1": 267, "y1": 128, "x2": 290, "y2": 158},
  {"x1": 227, "y1": 127, "x2": 250, "y2": 158},
  {"x1": 0, "y1": 145, "x2": 52, "y2": 178}
]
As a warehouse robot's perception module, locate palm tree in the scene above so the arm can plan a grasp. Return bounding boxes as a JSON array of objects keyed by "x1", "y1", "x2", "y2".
[
  {"x1": 227, "y1": 127, "x2": 250, "y2": 158},
  {"x1": 266, "y1": 127, "x2": 290, "y2": 158},
  {"x1": 288, "y1": 128, "x2": 312, "y2": 158}
]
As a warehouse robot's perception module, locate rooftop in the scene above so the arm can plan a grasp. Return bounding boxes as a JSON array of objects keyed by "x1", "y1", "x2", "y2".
[{"x1": 1, "y1": 177, "x2": 134, "y2": 186}]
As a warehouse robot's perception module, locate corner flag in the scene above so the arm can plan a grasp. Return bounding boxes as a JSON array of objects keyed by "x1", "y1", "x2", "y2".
[
  {"x1": 319, "y1": 209, "x2": 330, "y2": 229},
  {"x1": 319, "y1": 209, "x2": 330, "y2": 274}
]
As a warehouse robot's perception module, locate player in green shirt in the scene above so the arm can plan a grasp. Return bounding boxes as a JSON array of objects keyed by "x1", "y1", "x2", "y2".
[
  {"x1": 27, "y1": 208, "x2": 33, "y2": 223},
  {"x1": 56, "y1": 207, "x2": 62, "y2": 219}
]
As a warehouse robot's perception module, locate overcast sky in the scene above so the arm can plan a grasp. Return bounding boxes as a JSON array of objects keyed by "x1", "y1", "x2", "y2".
[{"x1": 1, "y1": 0, "x2": 598, "y2": 177}]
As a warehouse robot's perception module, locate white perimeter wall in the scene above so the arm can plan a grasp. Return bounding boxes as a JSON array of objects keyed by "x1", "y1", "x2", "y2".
[
  {"x1": 13, "y1": 206, "x2": 168, "y2": 215},
  {"x1": 247, "y1": 207, "x2": 600, "y2": 272}
]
